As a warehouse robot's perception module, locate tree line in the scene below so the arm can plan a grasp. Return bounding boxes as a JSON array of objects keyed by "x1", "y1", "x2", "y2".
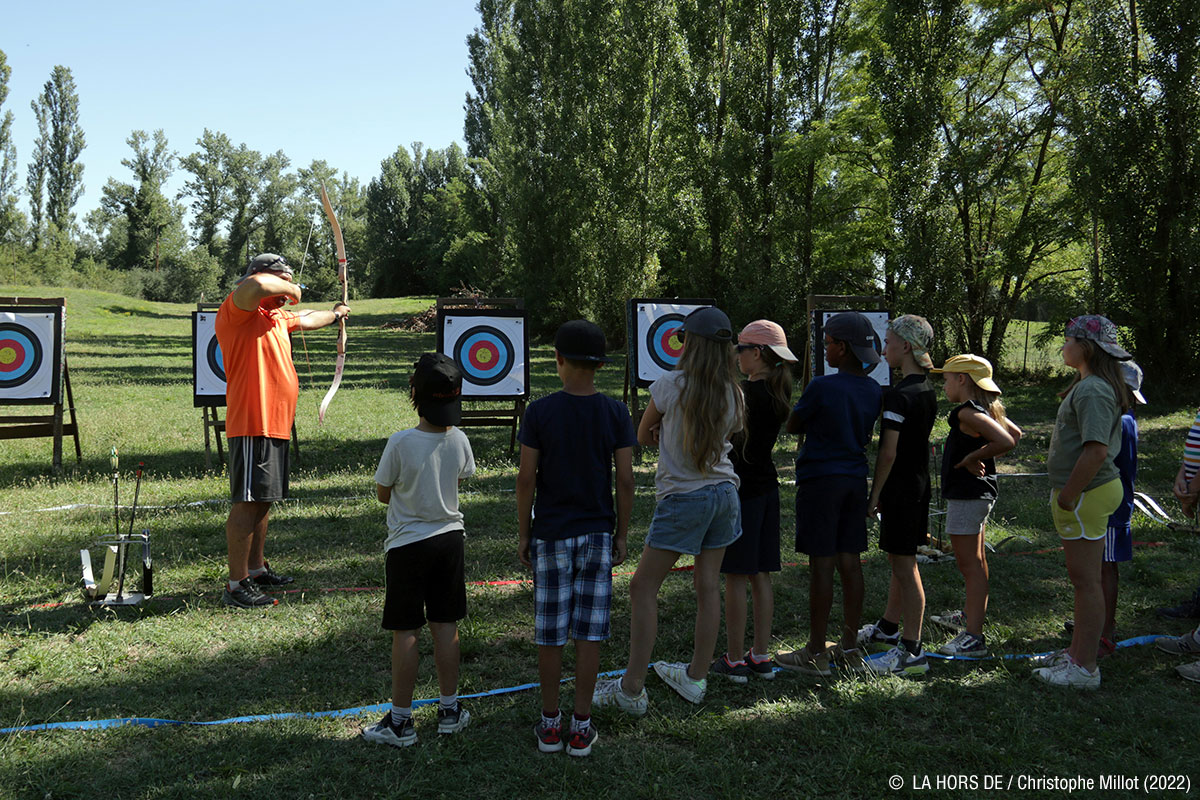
[{"x1": 1, "y1": 1, "x2": 1198, "y2": 378}]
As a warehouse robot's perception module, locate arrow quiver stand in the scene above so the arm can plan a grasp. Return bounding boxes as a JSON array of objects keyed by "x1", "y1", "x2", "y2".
[{"x1": 81, "y1": 459, "x2": 153, "y2": 606}]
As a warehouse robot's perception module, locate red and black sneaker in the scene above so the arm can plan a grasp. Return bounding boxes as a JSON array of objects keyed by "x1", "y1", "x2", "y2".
[
  {"x1": 250, "y1": 561, "x2": 294, "y2": 587},
  {"x1": 566, "y1": 724, "x2": 598, "y2": 757},
  {"x1": 534, "y1": 716, "x2": 563, "y2": 753}
]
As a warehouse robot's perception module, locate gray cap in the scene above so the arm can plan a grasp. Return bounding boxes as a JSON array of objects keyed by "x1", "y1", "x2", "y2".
[
  {"x1": 682, "y1": 307, "x2": 733, "y2": 343},
  {"x1": 1121, "y1": 360, "x2": 1146, "y2": 405},
  {"x1": 824, "y1": 312, "x2": 881, "y2": 366},
  {"x1": 241, "y1": 253, "x2": 294, "y2": 280}
]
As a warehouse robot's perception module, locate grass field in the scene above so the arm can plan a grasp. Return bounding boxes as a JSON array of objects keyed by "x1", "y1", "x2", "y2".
[{"x1": 2, "y1": 287, "x2": 1199, "y2": 799}]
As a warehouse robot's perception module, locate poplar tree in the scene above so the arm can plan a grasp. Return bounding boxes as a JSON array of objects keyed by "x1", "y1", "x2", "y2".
[
  {"x1": 0, "y1": 49, "x2": 23, "y2": 243},
  {"x1": 28, "y1": 65, "x2": 86, "y2": 241}
]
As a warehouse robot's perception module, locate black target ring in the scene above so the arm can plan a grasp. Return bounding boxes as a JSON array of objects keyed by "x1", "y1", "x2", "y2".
[
  {"x1": 645, "y1": 313, "x2": 687, "y2": 372},
  {"x1": 0, "y1": 321, "x2": 45, "y2": 389},
  {"x1": 206, "y1": 336, "x2": 226, "y2": 383},
  {"x1": 452, "y1": 325, "x2": 516, "y2": 387}
]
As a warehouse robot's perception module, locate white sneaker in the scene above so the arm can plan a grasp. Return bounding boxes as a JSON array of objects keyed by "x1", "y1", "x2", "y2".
[
  {"x1": 938, "y1": 631, "x2": 988, "y2": 657},
  {"x1": 592, "y1": 677, "x2": 649, "y2": 716},
  {"x1": 1032, "y1": 657, "x2": 1100, "y2": 690},
  {"x1": 856, "y1": 622, "x2": 900, "y2": 648},
  {"x1": 929, "y1": 609, "x2": 967, "y2": 633},
  {"x1": 1029, "y1": 648, "x2": 1069, "y2": 667},
  {"x1": 653, "y1": 661, "x2": 706, "y2": 703}
]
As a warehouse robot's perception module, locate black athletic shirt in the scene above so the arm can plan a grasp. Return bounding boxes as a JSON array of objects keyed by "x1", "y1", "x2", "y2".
[
  {"x1": 941, "y1": 400, "x2": 999, "y2": 501},
  {"x1": 730, "y1": 379, "x2": 785, "y2": 498},
  {"x1": 879, "y1": 374, "x2": 938, "y2": 503}
]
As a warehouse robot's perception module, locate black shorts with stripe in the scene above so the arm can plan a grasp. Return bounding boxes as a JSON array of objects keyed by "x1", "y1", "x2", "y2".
[{"x1": 228, "y1": 436, "x2": 290, "y2": 503}]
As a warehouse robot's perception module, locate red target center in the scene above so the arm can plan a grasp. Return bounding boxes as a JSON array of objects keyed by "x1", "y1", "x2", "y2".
[
  {"x1": 468, "y1": 340, "x2": 500, "y2": 370},
  {"x1": 0, "y1": 340, "x2": 25, "y2": 371},
  {"x1": 659, "y1": 326, "x2": 684, "y2": 358}
]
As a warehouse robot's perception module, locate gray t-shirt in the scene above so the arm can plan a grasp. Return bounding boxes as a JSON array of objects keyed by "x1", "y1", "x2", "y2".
[
  {"x1": 374, "y1": 427, "x2": 476, "y2": 550},
  {"x1": 649, "y1": 370, "x2": 741, "y2": 500},
  {"x1": 1047, "y1": 375, "x2": 1121, "y2": 491}
]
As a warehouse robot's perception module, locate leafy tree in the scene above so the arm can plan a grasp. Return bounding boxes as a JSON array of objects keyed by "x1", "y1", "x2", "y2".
[
  {"x1": 98, "y1": 130, "x2": 182, "y2": 271},
  {"x1": 28, "y1": 66, "x2": 85, "y2": 241},
  {"x1": 0, "y1": 49, "x2": 24, "y2": 244},
  {"x1": 179, "y1": 129, "x2": 235, "y2": 256}
]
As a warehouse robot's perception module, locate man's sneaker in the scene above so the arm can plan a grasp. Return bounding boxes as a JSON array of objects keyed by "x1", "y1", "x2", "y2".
[
  {"x1": 828, "y1": 644, "x2": 868, "y2": 673},
  {"x1": 437, "y1": 703, "x2": 470, "y2": 734},
  {"x1": 775, "y1": 648, "x2": 831, "y2": 677},
  {"x1": 1177, "y1": 660, "x2": 1200, "y2": 683},
  {"x1": 654, "y1": 661, "x2": 706, "y2": 703},
  {"x1": 1029, "y1": 648, "x2": 1069, "y2": 668},
  {"x1": 592, "y1": 677, "x2": 648, "y2": 717},
  {"x1": 250, "y1": 561, "x2": 294, "y2": 587},
  {"x1": 710, "y1": 654, "x2": 752, "y2": 684},
  {"x1": 744, "y1": 651, "x2": 775, "y2": 680},
  {"x1": 1097, "y1": 637, "x2": 1117, "y2": 659},
  {"x1": 856, "y1": 622, "x2": 900, "y2": 649},
  {"x1": 566, "y1": 724, "x2": 598, "y2": 757},
  {"x1": 1155, "y1": 629, "x2": 1200, "y2": 655},
  {"x1": 534, "y1": 717, "x2": 564, "y2": 753},
  {"x1": 929, "y1": 609, "x2": 967, "y2": 633},
  {"x1": 362, "y1": 713, "x2": 416, "y2": 748},
  {"x1": 938, "y1": 631, "x2": 988, "y2": 658},
  {"x1": 867, "y1": 646, "x2": 930, "y2": 676},
  {"x1": 1157, "y1": 587, "x2": 1200, "y2": 619},
  {"x1": 1032, "y1": 656, "x2": 1100, "y2": 690},
  {"x1": 222, "y1": 577, "x2": 278, "y2": 608}
]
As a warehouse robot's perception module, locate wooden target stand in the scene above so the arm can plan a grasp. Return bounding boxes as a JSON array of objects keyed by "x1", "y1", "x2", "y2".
[
  {"x1": 435, "y1": 297, "x2": 527, "y2": 454},
  {"x1": 195, "y1": 302, "x2": 300, "y2": 471},
  {"x1": 0, "y1": 296, "x2": 82, "y2": 471}
]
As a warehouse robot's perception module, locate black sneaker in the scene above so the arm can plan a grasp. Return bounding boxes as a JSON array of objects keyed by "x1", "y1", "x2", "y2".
[
  {"x1": 362, "y1": 713, "x2": 417, "y2": 748},
  {"x1": 534, "y1": 716, "x2": 564, "y2": 753},
  {"x1": 743, "y1": 651, "x2": 776, "y2": 680},
  {"x1": 250, "y1": 561, "x2": 294, "y2": 587},
  {"x1": 566, "y1": 724, "x2": 598, "y2": 757},
  {"x1": 1158, "y1": 588, "x2": 1200, "y2": 619},
  {"x1": 710, "y1": 654, "x2": 753, "y2": 684},
  {"x1": 437, "y1": 703, "x2": 470, "y2": 734},
  {"x1": 222, "y1": 577, "x2": 278, "y2": 608}
]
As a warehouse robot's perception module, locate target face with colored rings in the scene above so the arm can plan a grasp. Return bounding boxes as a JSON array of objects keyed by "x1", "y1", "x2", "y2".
[
  {"x1": 646, "y1": 314, "x2": 686, "y2": 371},
  {"x1": 453, "y1": 325, "x2": 515, "y2": 386},
  {"x1": 206, "y1": 337, "x2": 226, "y2": 383},
  {"x1": 0, "y1": 322, "x2": 44, "y2": 389}
]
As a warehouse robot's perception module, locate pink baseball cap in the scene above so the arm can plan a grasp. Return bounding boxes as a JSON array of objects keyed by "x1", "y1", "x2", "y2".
[{"x1": 738, "y1": 319, "x2": 798, "y2": 363}]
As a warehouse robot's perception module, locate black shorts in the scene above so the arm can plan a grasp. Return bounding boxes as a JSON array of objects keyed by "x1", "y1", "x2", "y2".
[
  {"x1": 228, "y1": 436, "x2": 289, "y2": 503},
  {"x1": 382, "y1": 531, "x2": 467, "y2": 630},
  {"x1": 878, "y1": 490, "x2": 930, "y2": 556},
  {"x1": 721, "y1": 487, "x2": 782, "y2": 575},
  {"x1": 795, "y1": 475, "x2": 868, "y2": 557}
]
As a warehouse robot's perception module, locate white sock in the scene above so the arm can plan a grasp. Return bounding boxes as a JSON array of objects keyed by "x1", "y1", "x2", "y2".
[
  {"x1": 440, "y1": 694, "x2": 457, "y2": 710},
  {"x1": 391, "y1": 705, "x2": 411, "y2": 727},
  {"x1": 228, "y1": 580, "x2": 242, "y2": 592},
  {"x1": 248, "y1": 566, "x2": 266, "y2": 577}
]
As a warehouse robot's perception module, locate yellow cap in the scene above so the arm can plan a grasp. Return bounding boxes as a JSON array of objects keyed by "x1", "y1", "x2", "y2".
[{"x1": 930, "y1": 354, "x2": 1002, "y2": 394}]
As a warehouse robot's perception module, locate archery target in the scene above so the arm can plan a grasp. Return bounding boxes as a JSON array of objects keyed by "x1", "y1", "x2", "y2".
[
  {"x1": 813, "y1": 310, "x2": 891, "y2": 387},
  {"x1": 193, "y1": 311, "x2": 226, "y2": 403},
  {"x1": 0, "y1": 310, "x2": 59, "y2": 402},
  {"x1": 634, "y1": 301, "x2": 713, "y2": 384},
  {"x1": 441, "y1": 313, "x2": 527, "y2": 397}
]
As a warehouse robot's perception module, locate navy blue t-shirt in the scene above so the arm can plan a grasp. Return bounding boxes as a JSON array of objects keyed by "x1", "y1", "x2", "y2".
[
  {"x1": 1109, "y1": 412, "x2": 1138, "y2": 528},
  {"x1": 792, "y1": 372, "x2": 882, "y2": 481},
  {"x1": 517, "y1": 391, "x2": 638, "y2": 540}
]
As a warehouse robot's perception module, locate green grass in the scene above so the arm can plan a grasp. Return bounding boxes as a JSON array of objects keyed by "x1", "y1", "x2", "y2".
[{"x1": 1, "y1": 286, "x2": 1199, "y2": 799}]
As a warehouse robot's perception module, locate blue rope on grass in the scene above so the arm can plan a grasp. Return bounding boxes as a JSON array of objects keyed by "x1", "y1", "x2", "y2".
[{"x1": 0, "y1": 638, "x2": 1171, "y2": 735}]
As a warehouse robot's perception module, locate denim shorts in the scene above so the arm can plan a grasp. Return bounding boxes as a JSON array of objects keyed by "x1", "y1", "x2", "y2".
[{"x1": 646, "y1": 482, "x2": 742, "y2": 555}]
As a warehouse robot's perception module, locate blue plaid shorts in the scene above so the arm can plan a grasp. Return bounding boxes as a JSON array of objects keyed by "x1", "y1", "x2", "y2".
[{"x1": 532, "y1": 532, "x2": 613, "y2": 646}]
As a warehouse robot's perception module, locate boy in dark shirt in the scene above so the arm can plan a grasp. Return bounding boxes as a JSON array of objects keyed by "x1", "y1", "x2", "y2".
[
  {"x1": 516, "y1": 320, "x2": 636, "y2": 758},
  {"x1": 776, "y1": 312, "x2": 883, "y2": 676},
  {"x1": 861, "y1": 315, "x2": 938, "y2": 676}
]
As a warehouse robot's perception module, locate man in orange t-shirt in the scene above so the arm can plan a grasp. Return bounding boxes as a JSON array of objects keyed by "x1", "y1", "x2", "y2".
[{"x1": 215, "y1": 253, "x2": 350, "y2": 608}]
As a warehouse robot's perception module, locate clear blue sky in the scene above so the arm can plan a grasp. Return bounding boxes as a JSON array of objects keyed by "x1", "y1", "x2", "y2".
[{"x1": 4, "y1": 0, "x2": 481, "y2": 218}]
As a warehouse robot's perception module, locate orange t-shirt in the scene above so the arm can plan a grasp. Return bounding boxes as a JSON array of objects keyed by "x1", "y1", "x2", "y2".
[{"x1": 215, "y1": 294, "x2": 301, "y2": 439}]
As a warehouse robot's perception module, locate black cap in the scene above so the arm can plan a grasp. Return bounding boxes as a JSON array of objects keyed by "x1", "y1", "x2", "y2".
[
  {"x1": 555, "y1": 320, "x2": 611, "y2": 363},
  {"x1": 823, "y1": 312, "x2": 881, "y2": 366},
  {"x1": 411, "y1": 353, "x2": 463, "y2": 426},
  {"x1": 682, "y1": 307, "x2": 733, "y2": 342}
]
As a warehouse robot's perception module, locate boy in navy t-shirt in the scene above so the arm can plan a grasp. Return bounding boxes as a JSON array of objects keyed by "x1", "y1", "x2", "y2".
[
  {"x1": 775, "y1": 312, "x2": 883, "y2": 677},
  {"x1": 516, "y1": 320, "x2": 636, "y2": 758}
]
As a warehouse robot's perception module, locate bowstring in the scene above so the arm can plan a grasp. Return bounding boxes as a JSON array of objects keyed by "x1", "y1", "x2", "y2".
[{"x1": 296, "y1": 213, "x2": 318, "y2": 389}]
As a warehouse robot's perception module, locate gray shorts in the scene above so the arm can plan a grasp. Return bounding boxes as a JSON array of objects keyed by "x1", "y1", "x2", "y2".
[
  {"x1": 945, "y1": 498, "x2": 995, "y2": 536},
  {"x1": 228, "y1": 436, "x2": 290, "y2": 503}
]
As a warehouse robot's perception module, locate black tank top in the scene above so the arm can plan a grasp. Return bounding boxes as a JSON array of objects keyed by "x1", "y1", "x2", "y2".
[{"x1": 941, "y1": 401, "x2": 998, "y2": 501}]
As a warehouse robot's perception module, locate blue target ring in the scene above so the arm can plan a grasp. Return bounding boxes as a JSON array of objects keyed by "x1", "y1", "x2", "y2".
[
  {"x1": 206, "y1": 336, "x2": 226, "y2": 383},
  {"x1": 452, "y1": 325, "x2": 515, "y2": 386},
  {"x1": 646, "y1": 313, "x2": 686, "y2": 372},
  {"x1": 0, "y1": 322, "x2": 44, "y2": 389}
]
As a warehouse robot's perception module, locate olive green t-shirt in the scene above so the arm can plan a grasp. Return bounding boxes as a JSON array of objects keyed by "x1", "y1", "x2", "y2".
[{"x1": 1047, "y1": 375, "x2": 1121, "y2": 491}]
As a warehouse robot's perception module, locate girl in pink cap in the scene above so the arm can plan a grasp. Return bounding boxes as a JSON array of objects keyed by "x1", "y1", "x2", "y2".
[{"x1": 711, "y1": 319, "x2": 797, "y2": 683}]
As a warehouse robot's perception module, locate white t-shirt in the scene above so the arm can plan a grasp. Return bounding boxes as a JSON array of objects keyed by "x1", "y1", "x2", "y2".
[
  {"x1": 649, "y1": 370, "x2": 741, "y2": 500},
  {"x1": 374, "y1": 427, "x2": 476, "y2": 551}
]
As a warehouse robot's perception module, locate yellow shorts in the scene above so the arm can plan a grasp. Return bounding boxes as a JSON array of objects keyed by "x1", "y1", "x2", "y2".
[{"x1": 1050, "y1": 478, "x2": 1124, "y2": 541}]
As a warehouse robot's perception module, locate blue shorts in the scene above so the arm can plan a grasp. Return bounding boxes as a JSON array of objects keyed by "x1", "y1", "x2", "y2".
[
  {"x1": 646, "y1": 482, "x2": 741, "y2": 555},
  {"x1": 795, "y1": 474, "x2": 868, "y2": 557},
  {"x1": 1105, "y1": 522, "x2": 1132, "y2": 563},
  {"x1": 532, "y1": 533, "x2": 613, "y2": 646},
  {"x1": 720, "y1": 487, "x2": 781, "y2": 575}
]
